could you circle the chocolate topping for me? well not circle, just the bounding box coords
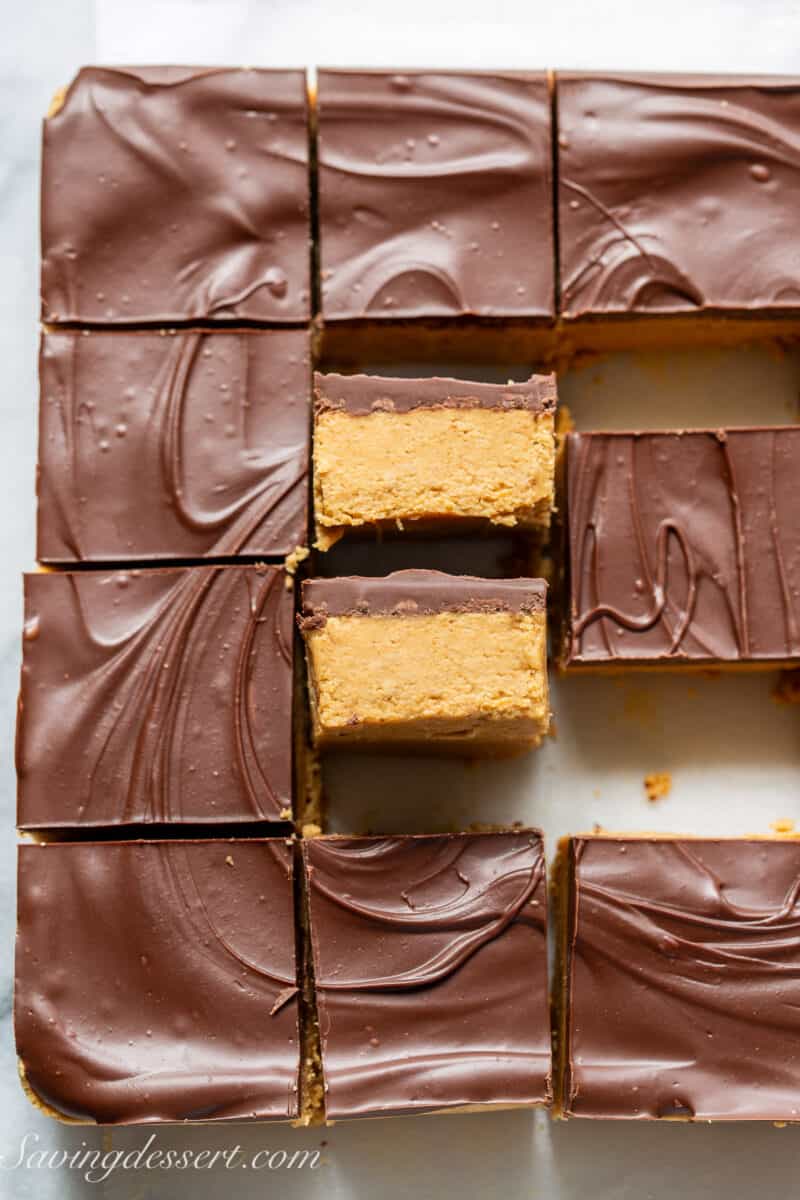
[317,70,554,321]
[38,330,311,563]
[563,836,800,1121]
[313,371,557,415]
[557,73,800,317]
[17,566,295,827]
[15,840,300,1123]
[303,831,551,1118]
[300,570,547,629]
[564,429,800,666]
[41,67,311,324]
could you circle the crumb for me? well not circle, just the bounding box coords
[770,818,795,834]
[47,86,67,119]
[644,772,672,803]
[225,854,235,867]
[773,670,800,705]
[284,545,310,584]
[279,806,292,821]
[302,823,322,839]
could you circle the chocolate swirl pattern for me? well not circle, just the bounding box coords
[563,837,800,1121]
[558,74,800,316]
[317,71,554,320]
[37,330,311,563]
[15,840,300,1123]
[17,566,294,827]
[564,429,800,666]
[303,832,551,1119]
[41,67,311,323]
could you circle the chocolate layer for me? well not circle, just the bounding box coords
[38,330,311,563]
[15,840,299,1123]
[17,566,294,827]
[562,836,800,1121]
[564,429,800,666]
[557,73,800,318]
[300,570,547,628]
[313,371,556,415]
[303,832,551,1118]
[41,67,311,324]
[317,70,554,321]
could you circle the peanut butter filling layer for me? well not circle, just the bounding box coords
[314,407,554,548]
[304,610,549,752]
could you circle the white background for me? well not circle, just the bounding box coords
[2,1,800,1197]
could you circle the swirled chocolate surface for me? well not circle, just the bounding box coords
[15,839,300,1123]
[41,67,311,324]
[557,73,800,318]
[38,329,310,563]
[303,831,551,1118]
[317,70,554,321]
[564,429,800,666]
[17,566,294,827]
[563,836,800,1120]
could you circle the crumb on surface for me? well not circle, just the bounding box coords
[770,818,795,834]
[644,772,672,803]
[225,854,235,867]
[284,545,310,580]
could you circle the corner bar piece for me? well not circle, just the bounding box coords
[555,834,800,1121]
[316,70,554,363]
[303,831,552,1120]
[557,73,800,352]
[38,328,311,564]
[561,428,800,670]
[15,839,300,1124]
[313,372,556,549]
[299,570,549,754]
[41,67,311,324]
[17,565,296,828]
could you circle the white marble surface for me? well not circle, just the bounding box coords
[2,1,800,1197]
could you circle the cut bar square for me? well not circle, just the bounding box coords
[312,372,556,550]
[37,329,311,564]
[303,831,552,1120]
[15,840,300,1124]
[557,73,800,352]
[41,67,311,324]
[17,565,295,828]
[316,70,554,362]
[299,570,549,754]
[555,835,800,1121]
[560,428,800,670]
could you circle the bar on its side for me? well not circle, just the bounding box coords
[557,73,800,353]
[17,566,296,828]
[299,570,549,753]
[303,831,552,1120]
[316,69,554,364]
[560,428,800,670]
[15,840,300,1124]
[313,372,556,549]
[41,67,311,324]
[554,833,800,1121]
[37,329,311,564]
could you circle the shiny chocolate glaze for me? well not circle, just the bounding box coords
[564,429,800,666]
[303,832,551,1119]
[15,839,300,1123]
[317,70,554,321]
[41,67,311,323]
[557,73,800,318]
[563,836,800,1121]
[17,566,294,827]
[38,329,311,563]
